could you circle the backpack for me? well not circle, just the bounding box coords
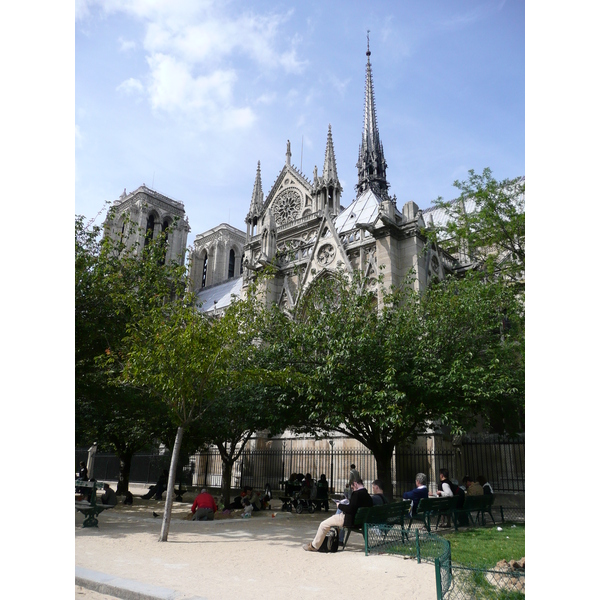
[318,528,340,553]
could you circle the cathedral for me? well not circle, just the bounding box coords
[105,42,458,316]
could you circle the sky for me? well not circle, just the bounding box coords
[75,0,525,246]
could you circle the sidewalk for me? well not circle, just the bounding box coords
[75,483,436,600]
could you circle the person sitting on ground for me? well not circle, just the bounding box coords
[191,488,218,521]
[477,475,494,495]
[261,483,272,510]
[315,474,329,511]
[463,475,484,496]
[246,487,262,511]
[123,491,134,505]
[142,469,169,500]
[226,486,250,510]
[241,497,253,518]
[402,473,429,517]
[371,479,389,505]
[101,483,118,506]
[302,478,373,552]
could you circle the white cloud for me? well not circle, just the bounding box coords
[118,36,136,52]
[77,1,306,130]
[116,77,144,95]
[146,54,255,130]
[256,92,277,105]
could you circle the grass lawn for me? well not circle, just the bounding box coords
[439,523,525,568]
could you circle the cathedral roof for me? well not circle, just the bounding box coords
[335,188,382,234]
[196,276,243,313]
[421,198,477,234]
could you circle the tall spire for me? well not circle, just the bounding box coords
[322,124,339,182]
[314,125,342,215]
[248,161,264,218]
[356,31,389,198]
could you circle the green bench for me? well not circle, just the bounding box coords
[75,480,111,528]
[453,494,498,527]
[337,500,412,553]
[407,496,459,532]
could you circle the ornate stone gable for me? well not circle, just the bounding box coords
[298,210,354,300]
[262,164,314,230]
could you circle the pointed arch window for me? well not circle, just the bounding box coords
[202,254,208,288]
[228,249,235,279]
[145,214,155,246]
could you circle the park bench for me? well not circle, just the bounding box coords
[407,496,459,532]
[453,494,498,527]
[336,500,412,552]
[75,480,111,528]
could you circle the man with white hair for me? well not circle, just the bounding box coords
[402,473,429,517]
[191,488,218,521]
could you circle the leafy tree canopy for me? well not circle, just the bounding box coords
[428,168,525,289]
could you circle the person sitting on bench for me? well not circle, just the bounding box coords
[371,479,389,505]
[302,478,372,552]
[402,473,428,517]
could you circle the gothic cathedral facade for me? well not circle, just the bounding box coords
[192,44,452,314]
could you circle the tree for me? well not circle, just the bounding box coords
[183,284,297,506]
[75,213,180,494]
[103,269,289,540]
[266,269,524,496]
[429,168,525,289]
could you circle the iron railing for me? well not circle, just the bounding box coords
[76,434,524,496]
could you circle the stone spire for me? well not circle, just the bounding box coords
[322,124,339,183]
[314,125,342,215]
[356,32,389,198]
[247,161,264,218]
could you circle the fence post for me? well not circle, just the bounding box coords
[435,557,443,600]
[329,440,334,493]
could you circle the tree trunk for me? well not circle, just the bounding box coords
[373,447,395,502]
[159,426,184,542]
[116,449,133,495]
[221,459,234,507]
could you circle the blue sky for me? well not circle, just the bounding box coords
[75,0,524,245]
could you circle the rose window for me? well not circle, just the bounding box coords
[273,189,301,226]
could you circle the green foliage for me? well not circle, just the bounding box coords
[440,524,525,569]
[263,266,524,490]
[75,213,179,457]
[428,168,525,288]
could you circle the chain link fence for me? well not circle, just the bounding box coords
[364,526,524,599]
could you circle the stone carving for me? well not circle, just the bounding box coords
[316,243,335,266]
[272,188,301,226]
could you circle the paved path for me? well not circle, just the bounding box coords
[75,482,436,600]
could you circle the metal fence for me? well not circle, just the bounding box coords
[76,434,524,496]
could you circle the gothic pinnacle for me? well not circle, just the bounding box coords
[248,160,264,217]
[322,124,339,183]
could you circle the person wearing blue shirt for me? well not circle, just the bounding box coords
[402,473,429,516]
